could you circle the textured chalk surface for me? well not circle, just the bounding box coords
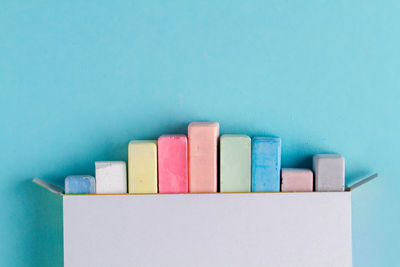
[251,137,281,192]
[95,161,127,194]
[65,175,95,194]
[188,122,219,193]
[158,135,188,193]
[281,168,313,192]
[128,140,158,193]
[313,154,345,192]
[220,134,251,192]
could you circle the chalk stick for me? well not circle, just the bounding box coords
[158,135,188,193]
[65,175,95,194]
[95,161,127,194]
[220,134,251,192]
[251,137,281,192]
[188,122,219,193]
[313,154,345,192]
[281,168,313,192]
[128,140,158,193]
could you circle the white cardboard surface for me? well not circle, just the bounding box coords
[63,192,352,267]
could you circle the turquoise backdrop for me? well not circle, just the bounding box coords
[1,1,399,266]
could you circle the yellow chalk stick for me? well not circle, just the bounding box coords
[128,140,158,193]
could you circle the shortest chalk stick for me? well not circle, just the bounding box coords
[65,175,95,194]
[313,154,345,192]
[281,168,313,192]
[95,161,127,194]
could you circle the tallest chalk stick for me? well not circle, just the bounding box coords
[188,122,219,193]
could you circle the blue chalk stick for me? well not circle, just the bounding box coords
[65,175,96,194]
[251,137,281,192]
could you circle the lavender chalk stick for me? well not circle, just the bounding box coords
[65,175,95,194]
[251,137,281,192]
[281,168,313,192]
[313,154,345,192]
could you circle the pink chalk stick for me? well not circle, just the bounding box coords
[188,122,219,193]
[158,135,188,193]
[281,168,314,192]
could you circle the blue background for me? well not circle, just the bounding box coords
[1,1,399,266]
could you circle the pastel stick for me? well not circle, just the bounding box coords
[128,140,158,193]
[188,122,219,193]
[313,154,345,192]
[65,175,95,194]
[281,168,313,192]
[158,135,188,193]
[251,137,281,192]
[95,161,127,194]
[220,134,251,192]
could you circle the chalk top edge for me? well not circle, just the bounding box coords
[188,122,219,128]
[252,136,281,142]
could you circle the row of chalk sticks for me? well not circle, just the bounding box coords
[65,122,345,194]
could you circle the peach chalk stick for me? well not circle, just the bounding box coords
[188,122,219,193]
[281,168,314,192]
[158,135,188,193]
[128,140,158,194]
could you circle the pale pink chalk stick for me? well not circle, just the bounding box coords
[158,135,188,193]
[188,122,219,193]
[281,168,314,192]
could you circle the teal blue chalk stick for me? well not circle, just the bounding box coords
[65,175,96,194]
[251,137,281,192]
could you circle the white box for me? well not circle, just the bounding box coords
[33,174,377,267]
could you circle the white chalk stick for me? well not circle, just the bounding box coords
[95,161,127,194]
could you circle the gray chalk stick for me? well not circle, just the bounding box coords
[313,154,345,192]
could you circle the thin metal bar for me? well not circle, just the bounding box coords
[32,177,64,195]
[346,173,378,191]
